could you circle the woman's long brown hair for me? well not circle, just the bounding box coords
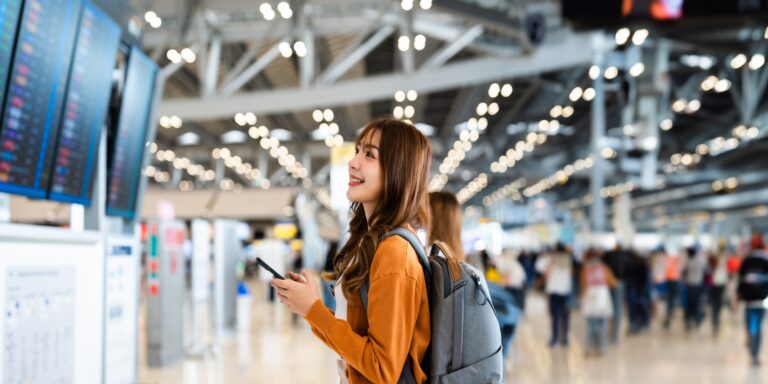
[325,118,432,299]
[428,191,465,261]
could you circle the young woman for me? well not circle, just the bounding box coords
[272,118,432,383]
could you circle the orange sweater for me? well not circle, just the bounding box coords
[304,236,431,383]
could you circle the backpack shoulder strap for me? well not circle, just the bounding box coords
[360,228,429,384]
[382,228,431,274]
[360,227,431,312]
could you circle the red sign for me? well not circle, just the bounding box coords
[148,281,159,296]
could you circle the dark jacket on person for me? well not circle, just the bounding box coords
[737,250,768,302]
[603,249,627,281]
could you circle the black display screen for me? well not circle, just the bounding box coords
[0,0,23,110]
[48,1,120,205]
[563,0,768,25]
[0,0,81,198]
[106,48,157,220]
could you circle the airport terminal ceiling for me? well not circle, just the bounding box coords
[139,0,768,232]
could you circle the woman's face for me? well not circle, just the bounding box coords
[347,130,383,215]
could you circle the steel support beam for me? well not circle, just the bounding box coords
[316,25,395,86]
[160,33,596,121]
[399,10,415,74]
[300,29,316,88]
[217,39,286,98]
[220,43,263,88]
[421,25,483,71]
[590,38,608,233]
[203,35,222,97]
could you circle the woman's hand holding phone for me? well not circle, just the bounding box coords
[272,270,320,317]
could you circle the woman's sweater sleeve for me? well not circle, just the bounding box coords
[304,240,422,383]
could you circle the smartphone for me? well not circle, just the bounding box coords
[256,257,285,280]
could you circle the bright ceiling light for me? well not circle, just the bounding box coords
[245,112,257,125]
[278,42,293,58]
[181,48,196,63]
[687,99,701,113]
[144,11,157,22]
[166,49,181,64]
[615,28,630,45]
[393,106,404,119]
[404,105,415,119]
[672,99,687,113]
[293,41,307,57]
[583,87,596,101]
[632,29,649,45]
[604,66,619,80]
[398,36,410,52]
[234,113,247,126]
[714,79,731,93]
[414,35,426,51]
[159,116,171,128]
[629,62,645,77]
[476,102,488,116]
[569,87,583,102]
[323,109,334,122]
[169,115,182,129]
[312,109,324,123]
[589,65,600,80]
[749,54,765,70]
[488,83,500,98]
[487,102,499,116]
[550,105,562,118]
[731,53,747,69]
[149,18,162,28]
[500,83,513,97]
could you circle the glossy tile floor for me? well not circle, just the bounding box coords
[139,282,768,383]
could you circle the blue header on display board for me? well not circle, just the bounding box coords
[106,47,157,220]
[48,1,121,206]
[0,0,23,110]
[0,0,82,199]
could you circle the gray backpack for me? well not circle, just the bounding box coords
[361,228,504,384]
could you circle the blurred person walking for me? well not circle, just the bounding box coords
[497,248,528,312]
[663,251,683,329]
[480,250,521,360]
[683,247,707,332]
[625,250,652,334]
[709,241,729,336]
[603,245,627,342]
[538,243,574,347]
[738,233,768,366]
[580,249,617,356]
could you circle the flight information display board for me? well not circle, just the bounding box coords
[0,0,82,198]
[106,48,157,220]
[0,0,23,110]
[48,2,121,205]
